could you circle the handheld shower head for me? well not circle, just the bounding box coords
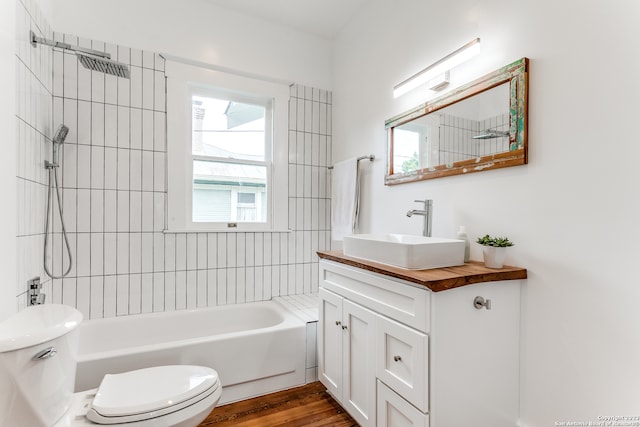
[53,124,69,144]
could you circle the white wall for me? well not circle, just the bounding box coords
[3,0,56,320]
[15,0,56,313]
[332,0,640,424]
[51,0,332,90]
[0,0,17,321]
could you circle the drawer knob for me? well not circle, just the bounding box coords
[342,325,348,330]
[335,321,341,326]
[393,355,402,362]
[473,296,492,310]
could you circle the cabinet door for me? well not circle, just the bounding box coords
[318,287,343,400]
[377,315,429,412]
[343,299,376,427]
[429,281,521,426]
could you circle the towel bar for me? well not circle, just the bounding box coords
[328,154,375,170]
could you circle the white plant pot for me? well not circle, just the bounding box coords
[481,246,507,269]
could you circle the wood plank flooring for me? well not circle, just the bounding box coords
[199,382,358,427]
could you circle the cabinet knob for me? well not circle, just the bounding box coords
[342,325,348,330]
[473,296,492,310]
[393,355,402,362]
[335,321,341,326]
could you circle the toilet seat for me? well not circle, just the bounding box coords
[86,365,220,425]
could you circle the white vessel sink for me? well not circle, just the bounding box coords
[343,233,465,270]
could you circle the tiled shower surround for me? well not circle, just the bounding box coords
[15,0,53,310]
[15,3,332,318]
[437,112,510,165]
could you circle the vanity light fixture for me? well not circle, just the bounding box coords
[393,38,480,98]
[427,71,450,91]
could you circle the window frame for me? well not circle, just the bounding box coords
[166,61,289,232]
[190,87,271,226]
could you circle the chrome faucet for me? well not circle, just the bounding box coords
[406,199,433,237]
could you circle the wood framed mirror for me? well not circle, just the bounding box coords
[385,57,529,184]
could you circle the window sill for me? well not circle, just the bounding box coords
[163,228,292,234]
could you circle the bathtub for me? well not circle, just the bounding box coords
[74,300,307,405]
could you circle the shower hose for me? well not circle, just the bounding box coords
[43,163,73,279]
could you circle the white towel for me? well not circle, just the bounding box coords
[331,158,360,241]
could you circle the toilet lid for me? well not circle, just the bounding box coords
[90,365,219,418]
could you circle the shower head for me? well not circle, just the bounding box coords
[472,129,510,140]
[77,53,131,78]
[53,124,69,144]
[30,31,130,79]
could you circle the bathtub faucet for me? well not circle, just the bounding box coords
[406,199,433,237]
[28,277,46,306]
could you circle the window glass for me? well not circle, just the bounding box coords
[191,94,269,224]
[192,160,266,223]
[192,96,265,161]
[394,128,421,173]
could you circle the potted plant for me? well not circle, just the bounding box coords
[476,235,514,269]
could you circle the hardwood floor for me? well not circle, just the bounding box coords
[199,382,358,427]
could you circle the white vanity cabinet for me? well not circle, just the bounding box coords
[318,259,522,427]
[319,287,377,427]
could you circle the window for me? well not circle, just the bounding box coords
[236,192,259,221]
[191,94,270,224]
[166,61,289,232]
[394,127,421,173]
[392,115,439,173]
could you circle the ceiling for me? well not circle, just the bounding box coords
[204,0,370,38]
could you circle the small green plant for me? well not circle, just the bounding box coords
[476,234,514,247]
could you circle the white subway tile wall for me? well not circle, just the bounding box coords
[15,18,332,317]
[438,112,510,165]
[15,0,53,311]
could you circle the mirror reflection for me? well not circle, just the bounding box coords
[392,83,509,173]
[386,58,528,184]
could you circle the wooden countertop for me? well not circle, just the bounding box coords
[317,250,527,292]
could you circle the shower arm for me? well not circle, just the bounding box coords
[30,31,111,59]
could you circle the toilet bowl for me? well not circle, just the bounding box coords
[0,304,222,427]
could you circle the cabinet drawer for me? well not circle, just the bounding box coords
[377,380,429,427]
[376,315,429,412]
[320,260,430,333]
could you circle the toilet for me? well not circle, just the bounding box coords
[0,304,222,427]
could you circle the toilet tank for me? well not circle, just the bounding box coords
[0,304,83,427]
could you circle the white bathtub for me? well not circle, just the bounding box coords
[75,301,306,405]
